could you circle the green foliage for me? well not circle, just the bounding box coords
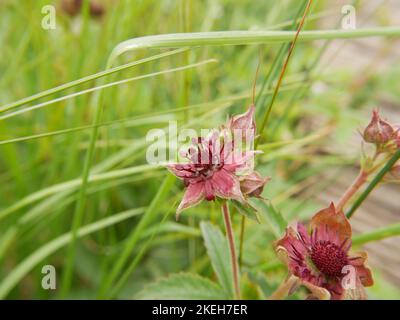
[249,198,287,238]
[200,221,234,299]
[0,0,399,300]
[136,273,228,300]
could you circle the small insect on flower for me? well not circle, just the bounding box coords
[167,106,269,219]
[363,110,395,145]
[274,203,373,300]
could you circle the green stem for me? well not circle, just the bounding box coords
[346,148,400,218]
[353,223,400,246]
[221,202,240,300]
[257,0,313,144]
[240,0,311,267]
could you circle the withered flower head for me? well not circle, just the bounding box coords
[363,110,395,145]
[274,203,373,300]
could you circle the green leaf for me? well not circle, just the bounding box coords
[200,221,234,298]
[248,198,287,238]
[136,273,227,300]
[231,200,261,223]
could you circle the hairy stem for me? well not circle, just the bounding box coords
[336,170,368,212]
[221,202,240,300]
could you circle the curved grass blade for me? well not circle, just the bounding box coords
[0,59,217,120]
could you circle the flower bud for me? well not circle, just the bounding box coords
[240,171,270,198]
[363,110,394,145]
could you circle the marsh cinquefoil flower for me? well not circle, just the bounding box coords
[167,106,269,218]
[274,203,373,300]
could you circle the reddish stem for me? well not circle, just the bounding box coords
[336,170,368,212]
[222,202,241,300]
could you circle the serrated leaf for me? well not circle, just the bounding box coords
[200,221,234,299]
[248,198,287,238]
[231,200,261,223]
[136,273,227,300]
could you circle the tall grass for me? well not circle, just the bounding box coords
[1,0,400,299]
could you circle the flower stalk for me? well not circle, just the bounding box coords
[336,170,368,212]
[221,201,241,300]
[346,148,400,218]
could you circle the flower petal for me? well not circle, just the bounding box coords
[274,227,309,276]
[349,252,374,287]
[176,182,205,218]
[311,202,352,246]
[211,169,245,202]
[296,223,311,247]
[228,104,256,132]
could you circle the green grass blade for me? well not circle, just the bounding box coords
[0,59,217,120]
[98,174,176,298]
[0,207,145,299]
[0,48,188,113]
[352,223,400,246]
[110,28,400,60]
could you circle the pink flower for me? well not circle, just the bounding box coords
[168,132,247,218]
[274,203,373,300]
[167,106,269,218]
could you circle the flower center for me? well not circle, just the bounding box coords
[310,240,348,277]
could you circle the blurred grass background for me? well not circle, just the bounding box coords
[0,0,399,299]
